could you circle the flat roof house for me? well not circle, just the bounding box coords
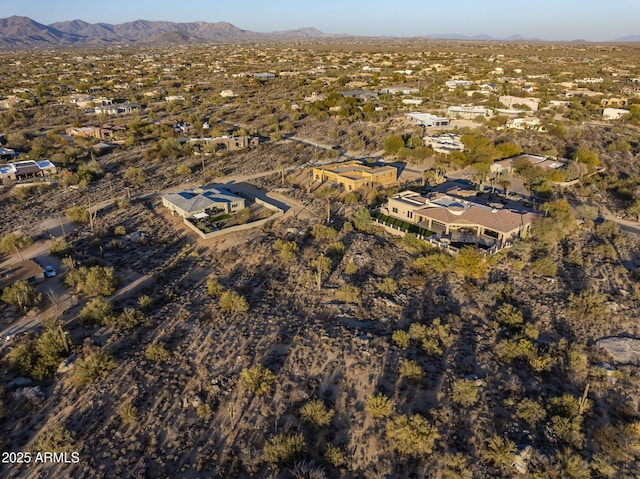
[0,260,45,290]
[405,112,450,127]
[312,160,397,191]
[0,160,57,181]
[383,190,537,249]
[162,185,245,219]
[447,105,493,119]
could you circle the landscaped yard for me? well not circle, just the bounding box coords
[373,212,433,237]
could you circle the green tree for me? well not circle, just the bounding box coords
[386,414,440,456]
[0,232,32,255]
[1,280,41,310]
[384,135,405,155]
[351,207,372,232]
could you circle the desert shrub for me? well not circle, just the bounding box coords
[79,296,113,325]
[335,284,361,304]
[323,443,345,467]
[392,330,411,349]
[454,246,488,279]
[483,435,516,469]
[451,379,480,407]
[262,433,305,464]
[33,426,75,454]
[311,224,337,240]
[274,239,299,262]
[114,308,146,330]
[119,404,138,424]
[515,398,546,427]
[568,289,608,324]
[65,266,120,297]
[443,452,472,479]
[414,252,453,274]
[66,205,90,223]
[555,449,591,479]
[206,277,222,297]
[531,257,557,277]
[328,241,345,257]
[494,303,524,330]
[300,399,334,428]
[145,342,170,362]
[219,290,249,313]
[196,403,213,420]
[366,393,393,419]
[351,207,372,232]
[138,295,153,310]
[72,351,116,387]
[113,225,126,236]
[48,237,72,256]
[241,364,275,396]
[399,359,423,382]
[8,325,69,381]
[386,414,439,456]
[344,261,358,275]
[376,277,397,295]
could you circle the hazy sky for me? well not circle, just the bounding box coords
[1,0,638,41]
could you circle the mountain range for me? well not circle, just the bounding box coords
[0,16,337,48]
[0,16,638,48]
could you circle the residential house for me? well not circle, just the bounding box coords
[0,160,57,181]
[0,147,16,161]
[601,97,628,107]
[382,190,537,248]
[220,89,236,98]
[447,105,493,119]
[380,86,421,95]
[339,90,379,101]
[498,96,540,112]
[445,79,474,89]
[184,135,259,152]
[402,99,423,105]
[405,112,450,127]
[506,117,543,131]
[312,160,397,191]
[603,108,629,120]
[0,260,45,291]
[423,134,465,155]
[66,125,120,140]
[94,103,140,115]
[162,185,246,219]
[490,154,566,174]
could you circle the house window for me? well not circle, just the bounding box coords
[392,207,398,214]
[407,211,413,219]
